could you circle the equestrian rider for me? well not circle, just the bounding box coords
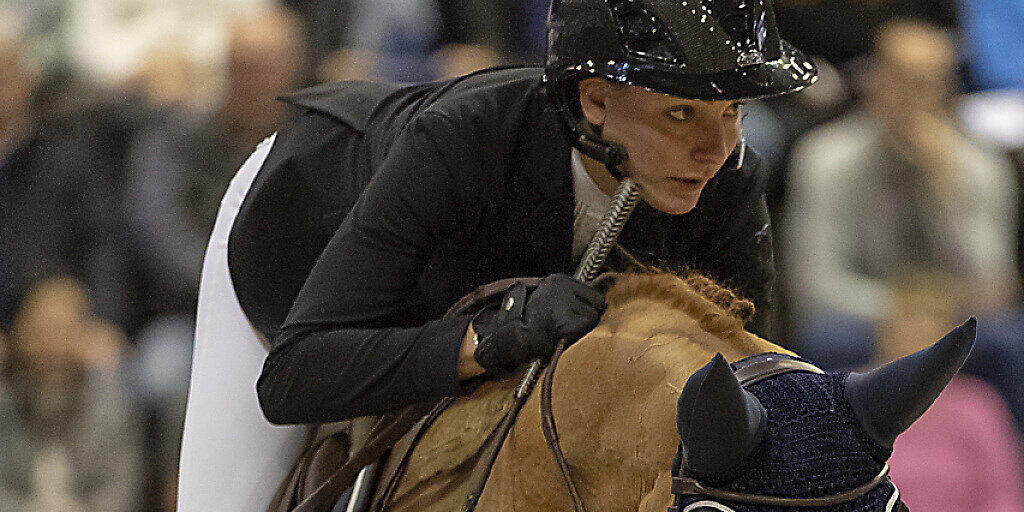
[229,0,818,424]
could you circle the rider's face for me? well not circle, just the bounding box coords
[579,79,742,215]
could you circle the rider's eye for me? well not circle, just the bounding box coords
[668,106,696,121]
[724,101,744,118]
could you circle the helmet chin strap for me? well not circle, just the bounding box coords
[572,128,629,180]
[558,101,630,180]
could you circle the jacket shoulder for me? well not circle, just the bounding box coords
[277,66,548,133]
[278,80,411,132]
[416,67,548,119]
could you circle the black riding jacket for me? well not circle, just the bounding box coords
[228,67,777,424]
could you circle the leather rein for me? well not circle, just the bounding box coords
[538,351,897,512]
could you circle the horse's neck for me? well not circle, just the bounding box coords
[479,295,785,511]
[562,297,784,492]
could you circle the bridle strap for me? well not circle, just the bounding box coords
[670,464,892,508]
[540,337,589,512]
[732,353,825,386]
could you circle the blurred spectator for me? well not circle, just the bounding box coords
[878,273,1024,511]
[783,19,1019,332]
[958,90,1024,281]
[121,7,304,510]
[126,6,303,317]
[317,0,503,83]
[317,0,445,82]
[0,1,69,82]
[0,7,128,335]
[1,12,140,510]
[958,0,1024,91]
[308,0,548,84]
[63,0,272,106]
[281,0,351,84]
[0,278,142,512]
[774,0,958,67]
[432,0,504,77]
[277,0,544,84]
[755,55,854,212]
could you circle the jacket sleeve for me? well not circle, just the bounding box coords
[257,112,480,424]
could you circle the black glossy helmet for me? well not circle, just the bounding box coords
[545,0,817,170]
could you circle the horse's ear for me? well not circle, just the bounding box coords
[677,353,766,481]
[845,318,976,448]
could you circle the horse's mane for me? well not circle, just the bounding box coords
[605,269,756,340]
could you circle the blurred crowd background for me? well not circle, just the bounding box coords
[0,0,1023,511]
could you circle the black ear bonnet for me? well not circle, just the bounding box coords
[672,319,975,511]
[677,368,897,512]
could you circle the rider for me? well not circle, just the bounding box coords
[229,0,818,424]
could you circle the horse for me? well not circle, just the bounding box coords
[377,270,972,512]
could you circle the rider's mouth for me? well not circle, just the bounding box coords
[669,177,703,185]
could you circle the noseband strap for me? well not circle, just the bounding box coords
[669,464,892,509]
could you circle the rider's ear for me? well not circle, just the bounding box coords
[578,78,612,127]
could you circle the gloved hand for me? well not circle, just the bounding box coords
[472,273,606,375]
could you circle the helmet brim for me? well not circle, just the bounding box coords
[560,40,818,101]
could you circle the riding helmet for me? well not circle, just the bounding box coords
[545,0,818,169]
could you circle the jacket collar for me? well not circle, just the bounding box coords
[514,109,679,275]
[512,90,759,275]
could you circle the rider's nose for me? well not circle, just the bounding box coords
[689,119,733,164]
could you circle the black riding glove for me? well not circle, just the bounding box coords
[471,273,606,375]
